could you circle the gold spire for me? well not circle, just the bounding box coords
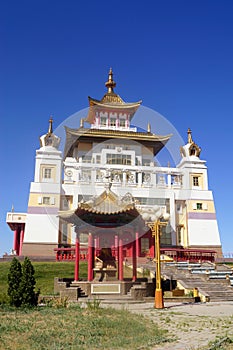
[105,68,116,94]
[147,122,151,133]
[48,116,53,135]
[187,128,193,144]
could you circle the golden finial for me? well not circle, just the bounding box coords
[80,118,84,128]
[48,116,53,135]
[147,122,151,133]
[187,128,193,144]
[105,68,116,94]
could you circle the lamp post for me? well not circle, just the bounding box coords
[148,214,169,309]
[141,207,170,309]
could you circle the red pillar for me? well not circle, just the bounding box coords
[88,233,93,281]
[118,237,123,281]
[13,228,19,255]
[19,226,25,256]
[136,231,140,257]
[115,235,118,260]
[149,234,155,258]
[75,234,80,281]
[132,239,137,281]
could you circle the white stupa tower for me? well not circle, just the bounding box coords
[177,128,222,255]
[22,118,63,256]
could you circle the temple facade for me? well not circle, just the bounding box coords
[6,69,222,259]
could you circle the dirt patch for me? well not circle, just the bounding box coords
[102,301,233,350]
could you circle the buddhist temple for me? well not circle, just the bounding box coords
[6,69,222,277]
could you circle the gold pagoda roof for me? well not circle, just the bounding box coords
[86,68,142,123]
[63,126,172,158]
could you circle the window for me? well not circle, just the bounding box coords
[110,118,116,126]
[106,153,131,165]
[193,176,199,186]
[177,203,182,213]
[141,238,149,255]
[96,155,101,164]
[196,203,202,210]
[43,197,50,205]
[80,170,91,181]
[177,225,183,245]
[61,223,68,243]
[160,225,172,245]
[79,233,88,245]
[81,155,92,163]
[44,168,52,179]
[62,196,71,210]
[100,117,106,126]
[119,119,125,127]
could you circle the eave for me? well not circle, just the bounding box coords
[63,126,172,159]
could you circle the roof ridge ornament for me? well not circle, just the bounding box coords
[105,68,116,94]
[187,127,193,144]
[48,116,53,135]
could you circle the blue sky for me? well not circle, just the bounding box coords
[1,0,233,256]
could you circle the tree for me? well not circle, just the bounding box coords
[7,257,22,307]
[20,257,39,306]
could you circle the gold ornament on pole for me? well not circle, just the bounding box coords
[148,214,169,309]
[141,207,170,309]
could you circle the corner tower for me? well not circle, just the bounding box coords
[22,118,63,257]
[177,129,222,256]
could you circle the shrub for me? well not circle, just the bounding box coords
[7,257,39,307]
[7,257,22,307]
[20,257,39,306]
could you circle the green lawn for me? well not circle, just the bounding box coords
[0,260,135,299]
[0,261,171,350]
[0,304,170,350]
[0,261,87,299]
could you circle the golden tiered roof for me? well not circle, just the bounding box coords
[86,68,142,124]
[63,126,172,158]
[63,69,172,158]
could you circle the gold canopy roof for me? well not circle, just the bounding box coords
[58,188,142,227]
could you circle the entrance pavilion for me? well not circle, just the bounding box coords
[58,185,151,285]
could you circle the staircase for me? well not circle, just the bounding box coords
[142,260,233,302]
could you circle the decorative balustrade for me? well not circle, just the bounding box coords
[64,164,183,189]
[54,247,120,261]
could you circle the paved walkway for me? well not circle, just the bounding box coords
[102,301,233,349]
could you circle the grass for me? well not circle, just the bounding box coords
[0,304,170,350]
[0,261,87,299]
[0,261,140,298]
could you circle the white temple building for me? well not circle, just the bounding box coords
[6,69,222,260]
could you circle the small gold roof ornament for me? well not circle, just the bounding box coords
[48,116,53,135]
[39,116,60,149]
[105,68,116,94]
[147,122,151,133]
[80,118,84,128]
[187,128,193,144]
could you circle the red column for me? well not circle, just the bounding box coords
[115,235,118,260]
[132,239,137,281]
[75,234,80,281]
[19,226,25,256]
[88,233,93,281]
[149,234,155,258]
[13,228,19,255]
[118,237,123,281]
[136,231,140,257]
